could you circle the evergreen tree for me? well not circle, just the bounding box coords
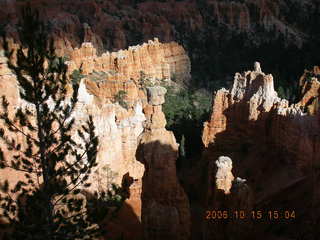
[179,135,186,160]
[277,86,286,99]
[0,6,100,240]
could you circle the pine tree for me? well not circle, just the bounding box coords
[277,86,286,99]
[179,135,186,160]
[0,6,100,240]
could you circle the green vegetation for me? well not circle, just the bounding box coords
[87,70,108,83]
[87,184,124,224]
[277,86,286,99]
[70,69,85,84]
[135,71,211,164]
[138,71,155,89]
[101,164,119,190]
[163,86,212,163]
[71,69,109,85]
[179,135,186,159]
[305,71,320,82]
[0,24,5,36]
[88,165,124,224]
[134,70,212,164]
[113,90,128,109]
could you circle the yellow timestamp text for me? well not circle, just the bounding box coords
[205,210,296,220]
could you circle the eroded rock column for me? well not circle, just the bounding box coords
[204,156,253,240]
[136,86,191,240]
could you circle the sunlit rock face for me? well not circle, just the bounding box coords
[136,86,191,240]
[70,79,146,193]
[0,40,192,239]
[202,62,284,147]
[65,38,191,85]
[0,39,190,195]
[215,156,234,194]
[298,66,320,115]
[0,52,19,106]
[203,62,296,147]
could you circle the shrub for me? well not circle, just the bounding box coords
[163,86,212,161]
[70,69,85,84]
[138,71,154,89]
[113,90,128,109]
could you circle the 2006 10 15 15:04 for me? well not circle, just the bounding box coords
[205,210,296,220]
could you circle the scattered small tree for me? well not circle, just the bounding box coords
[138,71,154,89]
[277,86,286,99]
[70,69,85,84]
[179,135,186,160]
[0,6,101,240]
[113,90,128,109]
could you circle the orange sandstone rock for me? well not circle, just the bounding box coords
[66,39,191,85]
[136,86,191,240]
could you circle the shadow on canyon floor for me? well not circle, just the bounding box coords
[135,138,191,240]
[84,173,143,240]
[98,201,142,240]
[0,178,142,240]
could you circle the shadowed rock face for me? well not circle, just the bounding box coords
[202,62,319,171]
[1,0,318,103]
[136,86,191,240]
[0,0,308,50]
[203,156,253,240]
[200,62,320,239]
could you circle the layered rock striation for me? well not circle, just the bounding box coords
[66,38,191,85]
[0,0,308,53]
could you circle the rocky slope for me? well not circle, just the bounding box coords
[1,29,319,239]
[202,62,319,171]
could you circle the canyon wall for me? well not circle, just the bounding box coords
[0,0,307,53]
[201,62,320,238]
[0,40,191,240]
[202,62,320,171]
[0,39,190,189]
[66,38,191,85]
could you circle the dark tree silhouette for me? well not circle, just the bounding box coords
[0,6,101,240]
